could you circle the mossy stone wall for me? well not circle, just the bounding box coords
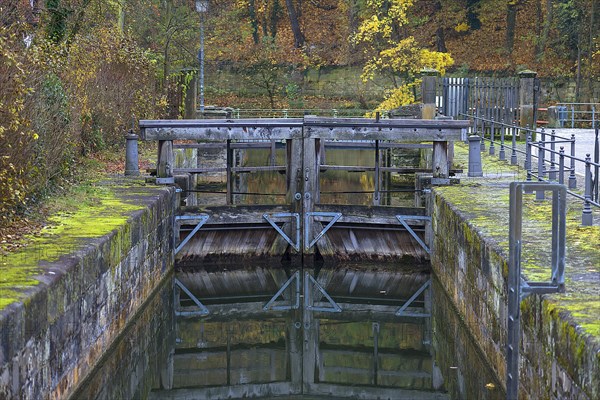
[431,191,599,399]
[0,185,176,399]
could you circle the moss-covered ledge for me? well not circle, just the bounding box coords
[0,179,176,399]
[430,144,599,399]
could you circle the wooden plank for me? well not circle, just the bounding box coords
[179,205,291,225]
[178,205,425,226]
[304,117,469,140]
[323,141,432,150]
[316,204,425,219]
[306,126,466,141]
[140,119,303,141]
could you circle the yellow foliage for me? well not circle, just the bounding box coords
[352,0,453,90]
[454,22,469,33]
[366,81,419,117]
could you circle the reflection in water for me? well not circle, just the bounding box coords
[73,266,503,400]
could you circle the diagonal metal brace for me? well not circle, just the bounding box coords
[175,215,209,254]
[263,213,300,252]
[174,278,209,317]
[263,271,301,311]
[305,272,342,313]
[304,212,342,251]
[395,279,431,317]
[396,215,431,255]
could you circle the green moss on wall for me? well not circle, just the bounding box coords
[0,183,150,311]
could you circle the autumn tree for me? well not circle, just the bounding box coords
[351,0,453,110]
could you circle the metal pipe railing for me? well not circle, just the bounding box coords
[462,112,599,226]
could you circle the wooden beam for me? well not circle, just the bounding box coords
[140,119,303,141]
[140,117,469,142]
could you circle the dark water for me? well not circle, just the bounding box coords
[72,144,503,399]
[72,266,504,400]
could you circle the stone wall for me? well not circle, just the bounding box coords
[0,185,176,400]
[430,191,599,399]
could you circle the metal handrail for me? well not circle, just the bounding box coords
[231,108,383,119]
[463,113,599,225]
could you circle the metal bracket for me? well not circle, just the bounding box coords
[174,215,209,254]
[506,181,566,400]
[263,213,300,252]
[174,278,209,317]
[263,271,301,311]
[304,212,342,250]
[396,215,431,255]
[156,177,175,184]
[304,272,342,313]
[395,279,431,317]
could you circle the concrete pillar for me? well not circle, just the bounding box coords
[518,70,538,131]
[421,68,439,120]
[468,135,483,177]
[125,132,140,176]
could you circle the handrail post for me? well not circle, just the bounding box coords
[569,134,577,189]
[582,154,593,226]
[594,126,599,202]
[499,119,506,160]
[559,147,565,185]
[511,122,518,165]
[480,117,486,152]
[548,129,557,180]
[536,139,546,200]
[489,117,495,155]
[525,130,533,193]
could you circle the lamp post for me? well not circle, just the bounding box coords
[195,0,208,114]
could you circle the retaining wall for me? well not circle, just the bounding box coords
[0,184,176,399]
[430,189,600,399]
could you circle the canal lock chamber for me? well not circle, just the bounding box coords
[73,140,504,400]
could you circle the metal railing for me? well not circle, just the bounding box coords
[462,113,599,226]
[555,103,598,128]
[230,108,383,119]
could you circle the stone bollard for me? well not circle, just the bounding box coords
[468,135,483,177]
[125,132,140,176]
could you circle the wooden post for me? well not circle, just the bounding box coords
[157,140,174,179]
[303,136,318,258]
[226,139,233,204]
[421,68,439,120]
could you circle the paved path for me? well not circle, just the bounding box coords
[551,128,599,176]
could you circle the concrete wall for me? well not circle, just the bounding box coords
[430,191,599,399]
[0,185,176,400]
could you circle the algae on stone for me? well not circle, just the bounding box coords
[0,183,148,311]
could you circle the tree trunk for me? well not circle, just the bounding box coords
[248,0,260,44]
[433,1,446,52]
[588,0,596,100]
[270,0,280,39]
[506,1,518,53]
[284,0,305,48]
[536,0,553,60]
